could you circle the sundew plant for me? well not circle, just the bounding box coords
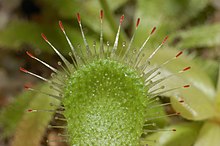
[0,0,220,146]
[19,10,191,145]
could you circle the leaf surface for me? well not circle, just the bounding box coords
[143,122,202,146]
[194,121,220,146]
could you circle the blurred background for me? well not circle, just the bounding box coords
[0,0,220,146]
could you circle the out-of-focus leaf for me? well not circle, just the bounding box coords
[194,121,220,146]
[0,20,97,54]
[172,23,220,49]
[194,58,219,84]
[171,93,214,120]
[0,20,64,52]
[215,65,220,114]
[142,122,202,146]
[11,84,60,146]
[216,65,220,92]
[134,0,210,47]
[0,90,36,139]
[40,0,127,19]
[40,0,128,41]
[142,47,215,120]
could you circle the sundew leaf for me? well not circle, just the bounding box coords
[11,84,60,146]
[143,122,202,146]
[134,0,210,47]
[143,47,216,120]
[7,78,167,145]
[0,20,96,54]
[171,23,220,49]
[194,121,220,146]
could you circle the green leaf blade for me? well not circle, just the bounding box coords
[173,24,220,49]
[194,121,220,146]
[11,84,60,146]
[143,122,202,146]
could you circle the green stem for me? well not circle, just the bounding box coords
[99,0,128,43]
[99,0,118,33]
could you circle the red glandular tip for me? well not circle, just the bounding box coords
[136,18,140,28]
[26,51,34,58]
[20,67,28,73]
[27,109,33,112]
[162,36,169,44]
[100,10,104,19]
[176,112,181,115]
[77,13,81,23]
[24,82,33,89]
[150,27,156,35]
[24,84,30,89]
[120,15,124,24]
[183,66,191,72]
[176,51,183,58]
[183,85,190,88]
[59,20,65,32]
[41,33,48,42]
